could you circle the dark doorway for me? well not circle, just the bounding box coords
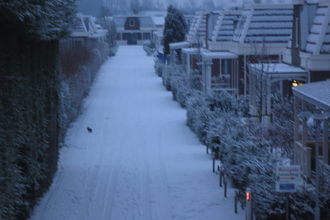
[127,33,137,45]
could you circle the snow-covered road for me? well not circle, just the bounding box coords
[30,46,243,220]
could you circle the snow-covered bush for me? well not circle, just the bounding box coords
[268,96,295,158]
[162,64,173,90]
[154,59,165,77]
[157,53,320,220]
[186,90,210,142]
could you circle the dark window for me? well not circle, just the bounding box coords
[123,33,129,40]
[143,32,151,40]
[129,19,135,27]
[212,59,220,77]
[136,33,142,40]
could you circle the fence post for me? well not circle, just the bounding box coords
[234,191,238,213]
[218,166,223,187]
[245,188,252,220]
[224,175,227,198]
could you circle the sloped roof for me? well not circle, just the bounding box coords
[293,79,330,110]
[233,4,293,44]
[113,17,126,28]
[70,14,107,38]
[305,2,330,54]
[71,16,87,33]
[152,16,165,26]
[140,17,154,27]
[212,10,241,42]
[187,13,207,42]
[113,16,155,29]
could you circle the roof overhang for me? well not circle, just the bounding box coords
[201,51,238,60]
[299,52,330,71]
[293,80,330,111]
[169,41,191,50]
[249,63,307,81]
[182,47,208,55]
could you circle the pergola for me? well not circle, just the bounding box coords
[201,50,238,94]
[248,63,307,126]
[292,80,330,179]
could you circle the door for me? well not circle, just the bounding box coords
[127,33,137,45]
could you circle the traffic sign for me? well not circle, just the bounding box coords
[275,165,301,193]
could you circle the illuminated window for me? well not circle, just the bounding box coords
[292,80,303,87]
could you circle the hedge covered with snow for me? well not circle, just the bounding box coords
[58,38,110,143]
[0,0,75,40]
[156,62,330,219]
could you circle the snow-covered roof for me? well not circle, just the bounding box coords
[211,10,241,42]
[249,63,307,79]
[113,17,126,28]
[182,47,208,54]
[187,13,207,43]
[152,16,165,26]
[169,41,191,50]
[140,17,155,27]
[113,16,155,29]
[293,79,330,110]
[233,4,293,44]
[70,14,107,38]
[71,16,87,33]
[305,2,330,54]
[201,51,238,59]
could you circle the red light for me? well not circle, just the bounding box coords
[246,192,251,201]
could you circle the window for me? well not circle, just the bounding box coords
[129,19,135,27]
[143,33,151,40]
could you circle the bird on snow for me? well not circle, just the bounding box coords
[87,127,93,133]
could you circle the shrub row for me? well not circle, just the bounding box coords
[155,61,329,219]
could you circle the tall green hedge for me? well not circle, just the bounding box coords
[0,38,59,220]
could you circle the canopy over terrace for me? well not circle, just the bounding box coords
[292,80,330,179]
[248,63,307,126]
[181,47,207,76]
[168,41,191,64]
[201,51,239,94]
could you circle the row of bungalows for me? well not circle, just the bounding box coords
[60,13,108,52]
[168,0,330,183]
[249,0,330,180]
[114,16,157,45]
[170,4,294,96]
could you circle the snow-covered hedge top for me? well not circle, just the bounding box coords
[0,0,75,40]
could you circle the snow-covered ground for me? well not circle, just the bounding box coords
[30,46,244,220]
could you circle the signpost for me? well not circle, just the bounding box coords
[275,165,301,193]
[275,165,301,220]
